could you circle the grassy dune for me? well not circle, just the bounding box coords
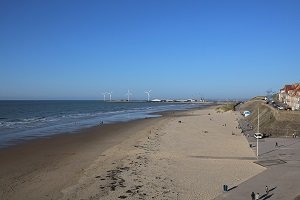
[216,103,237,112]
[238,99,300,137]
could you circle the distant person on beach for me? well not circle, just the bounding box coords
[251,192,255,200]
[275,142,278,147]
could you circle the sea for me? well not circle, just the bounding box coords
[0,100,208,148]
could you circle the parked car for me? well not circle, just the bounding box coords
[277,106,284,110]
[254,133,263,139]
[243,111,251,117]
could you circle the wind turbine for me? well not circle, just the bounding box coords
[102,92,107,101]
[126,89,132,102]
[107,92,113,101]
[145,90,152,101]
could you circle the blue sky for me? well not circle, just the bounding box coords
[1,0,299,100]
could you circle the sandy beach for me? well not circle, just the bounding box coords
[0,106,265,200]
[0,118,164,200]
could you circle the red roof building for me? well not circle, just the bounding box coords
[279,83,300,110]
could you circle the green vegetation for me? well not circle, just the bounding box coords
[238,99,300,137]
[251,96,265,100]
[216,103,236,112]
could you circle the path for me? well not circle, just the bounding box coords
[214,119,300,200]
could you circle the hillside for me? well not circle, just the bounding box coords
[237,99,300,137]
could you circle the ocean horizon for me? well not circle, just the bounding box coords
[0,100,209,148]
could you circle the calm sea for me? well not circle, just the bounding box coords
[0,100,207,148]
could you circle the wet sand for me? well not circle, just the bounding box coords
[0,106,264,200]
[0,117,165,200]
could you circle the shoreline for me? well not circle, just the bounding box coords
[0,105,263,200]
[0,107,204,200]
[0,117,164,200]
[0,103,211,150]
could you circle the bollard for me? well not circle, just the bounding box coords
[223,184,228,192]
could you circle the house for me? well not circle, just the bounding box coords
[279,83,300,110]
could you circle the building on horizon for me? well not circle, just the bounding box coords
[279,83,300,110]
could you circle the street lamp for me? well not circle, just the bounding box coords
[256,107,260,158]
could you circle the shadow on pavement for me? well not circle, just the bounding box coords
[261,193,274,200]
[259,187,276,200]
[281,140,300,148]
[269,186,277,192]
[259,140,300,156]
[227,186,237,191]
[259,148,279,156]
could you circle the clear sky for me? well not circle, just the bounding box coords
[1,0,299,100]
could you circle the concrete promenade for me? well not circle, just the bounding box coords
[214,123,300,200]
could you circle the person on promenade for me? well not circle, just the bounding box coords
[265,185,269,195]
[255,192,260,200]
[251,192,255,200]
[275,142,278,148]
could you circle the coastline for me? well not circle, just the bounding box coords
[0,116,166,200]
[0,107,201,200]
[0,101,208,149]
[0,105,264,200]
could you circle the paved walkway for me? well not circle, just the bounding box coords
[214,119,300,200]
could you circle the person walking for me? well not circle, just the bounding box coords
[265,185,269,195]
[255,192,260,200]
[251,192,255,200]
[275,141,278,148]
